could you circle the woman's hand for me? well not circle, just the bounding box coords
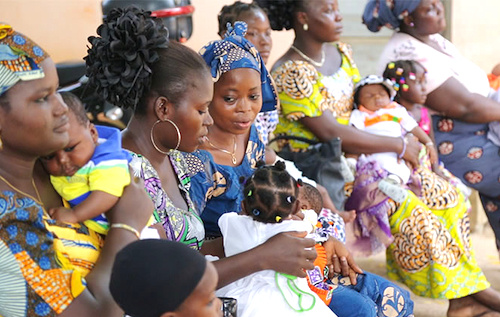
[259,231,317,278]
[402,134,421,168]
[426,143,438,165]
[59,174,154,316]
[107,175,154,231]
[323,237,363,285]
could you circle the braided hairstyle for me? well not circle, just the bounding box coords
[255,0,308,31]
[85,6,210,115]
[217,1,264,36]
[382,60,426,102]
[242,160,301,223]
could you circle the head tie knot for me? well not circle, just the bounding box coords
[199,21,277,112]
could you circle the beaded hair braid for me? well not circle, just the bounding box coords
[242,161,301,223]
[217,1,263,36]
[382,60,426,102]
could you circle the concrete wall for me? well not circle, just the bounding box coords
[1,0,499,74]
[450,1,500,73]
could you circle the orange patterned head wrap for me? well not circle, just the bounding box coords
[0,23,49,95]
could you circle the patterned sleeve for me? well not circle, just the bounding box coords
[337,42,361,86]
[272,60,326,121]
[0,192,88,316]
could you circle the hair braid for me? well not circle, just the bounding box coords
[382,60,426,102]
[218,1,263,36]
[242,160,298,223]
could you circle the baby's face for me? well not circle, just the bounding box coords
[358,84,391,111]
[40,112,98,177]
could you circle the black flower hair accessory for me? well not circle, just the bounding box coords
[85,6,169,111]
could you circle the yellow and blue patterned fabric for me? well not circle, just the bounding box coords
[0,191,103,316]
[0,24,49,95]
[273,43,360,150]
[50,126,131,234]
[185,125,265,238]
[199,21,278,113]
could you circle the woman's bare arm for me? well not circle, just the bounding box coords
[425,77,500,123]
[300,111,421,166]
[59,176,154,316]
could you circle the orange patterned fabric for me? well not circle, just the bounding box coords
[305,244,334,305]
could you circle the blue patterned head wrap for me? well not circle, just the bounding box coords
[0,23,49,95]
[199,21,277,112]
[363,0,422,32]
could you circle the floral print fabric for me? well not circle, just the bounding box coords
[129,150,205,250]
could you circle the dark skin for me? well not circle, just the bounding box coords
[58,176,153,317]
[400,0,500,124]
[272,0,421,166]
[201,65,363,284]
[121,72,320,287]
[0,58,154,317]
[396,1,500,314]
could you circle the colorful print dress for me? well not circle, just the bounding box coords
[129,150,205,250]
[0,191,103,316]
[185,125,265,238]
[273,42,490,299]
[273,43,360,151]
[378,31,500,253]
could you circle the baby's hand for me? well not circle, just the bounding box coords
[426,142,438,164]
[338,209,356,224]
[49,207,80,223]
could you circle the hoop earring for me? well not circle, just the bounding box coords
[150,119,181,154]
[0,135,3,150]
[303,23,308,31]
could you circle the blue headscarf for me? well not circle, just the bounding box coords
[363,0,421,32]
[199,21,277,112]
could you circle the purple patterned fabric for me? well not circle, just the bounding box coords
[345,156,394,256]
[129,150,205,250]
